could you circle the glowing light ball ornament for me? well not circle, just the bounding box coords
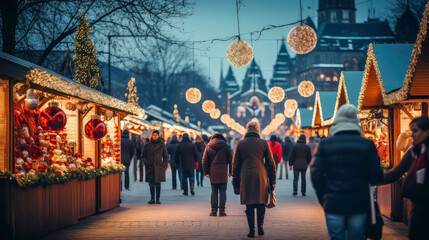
[185,88,202,104]
[85,115,107,140]
[287,25,317,54]
[202,100,216,113]
[298,80,315,97]
[227,40,254,67]
[210,108,221,119]
[220,114,230,123]
[284,99,298,112]
[39,102,67,131]
[268,87,285,103]
[284,109,296,118]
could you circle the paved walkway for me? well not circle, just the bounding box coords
[43,167,408,240]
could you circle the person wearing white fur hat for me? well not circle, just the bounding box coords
[311,104,383,240]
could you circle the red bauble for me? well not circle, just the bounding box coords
[39,106,67,131]
[84,118,107,140]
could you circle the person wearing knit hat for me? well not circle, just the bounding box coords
[311,104,383,240]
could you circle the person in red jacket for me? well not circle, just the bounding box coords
[268,135,282,177]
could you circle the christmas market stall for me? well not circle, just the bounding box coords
[311,91,337,137]
[357,42,415,221]
[0,52,144,239]
[296,107,314,136]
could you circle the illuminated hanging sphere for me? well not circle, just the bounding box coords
[210,108,221,119]
[284,99,298,112]
[227,40,254,67]
[220,114,230,123]
[287,25,317,54]
[298,80,315,97]
[275,113,286,123]
[185,88,202,104]
[268,87,285,103]
[284,109,296,118]
[202,100,216,113]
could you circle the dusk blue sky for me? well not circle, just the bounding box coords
[175,0,391,89]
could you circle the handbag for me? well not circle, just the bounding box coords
[365,185,383,240]
[265,179,276,208]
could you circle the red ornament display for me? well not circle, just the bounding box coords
[85,116,107,140]
[38,103,67,131]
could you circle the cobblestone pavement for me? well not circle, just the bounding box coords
[43,167,408,240]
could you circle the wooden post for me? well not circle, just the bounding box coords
[390,106,403,221]
[422,102,428,116]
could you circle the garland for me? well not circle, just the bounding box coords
[0,164,125,189]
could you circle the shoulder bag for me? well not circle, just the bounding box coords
[365,185,383,240]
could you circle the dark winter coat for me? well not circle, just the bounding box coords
[166,137,180,169]
[142,138,169,183]
[289,135,312,170]
[282,138,293,161]
[202,133,232,184]
[174,137,198,171]
[195,142,205,171]
[121,130,135,165]
[135,138,143,159]
[232,131,276,205]
[311,131,383,214]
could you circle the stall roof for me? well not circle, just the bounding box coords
[0,52,144,116]
[319,92,338,121]
[385,2,429,104]
[144,105,201,134]
[342,71,364,107]
[297,108,313,128]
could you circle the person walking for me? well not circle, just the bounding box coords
[202,133,232,217]
[281,136,293,180]
[311,105,383,240]
[268,135,282,179]
[232,121,276,238]
[381,116,429,240]
[138,136,145,182]
[132,135,143,182]
[289,134,311,196]
[195,135,206,187]
[142,130,169,204]
[167,135,181,189]
[121,129,135,190]
[175,133,198,196]
[307,136,318,157]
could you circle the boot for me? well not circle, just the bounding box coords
[245,209,255,238]
[256,205,265,235]
[209,208,217,216]
[155,186,161,204]
[148,186,155,204]
[219,207,227,217]
[190,187,195,196]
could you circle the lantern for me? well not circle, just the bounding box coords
[298,80,315,97]
[202,100,216,113]
[210,108,221,119]
[25,89,38,110]
[284,99,298,112]
[85,115,107,140]
[227,40,254,67]
[185,88,202,104]
[287,25,317,55]
[284,109,296,118]
[268,87,285,103]
[39,102,67,131]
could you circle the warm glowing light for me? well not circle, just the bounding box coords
[298,80,315,97]
[227,40,254,67]
[268,87,285,103]
[287,25,317,54]
[202,100,216,113]
[185,88,202,104]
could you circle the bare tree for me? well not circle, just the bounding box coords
[386,0,426,26]
[0,0,191,65]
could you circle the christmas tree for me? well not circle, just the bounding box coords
[73,14,100,89]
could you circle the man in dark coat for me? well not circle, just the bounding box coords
[202,133,232,217]
[311,105,383,239]
[142,130,169,204]
[281,136,293,179]
[289,134,312,196]
[232,121,276,237]
[167,135,181,189]
[175,133,198,196]
[121,129,135,190]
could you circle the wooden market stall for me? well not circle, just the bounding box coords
[357,42,415,221]
[0,52,144,239]
[311,91,337,137]
[295,108,314,136]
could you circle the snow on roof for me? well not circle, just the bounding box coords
[372,44,414,93]
[342,71,364,107]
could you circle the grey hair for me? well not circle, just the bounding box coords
[246,121,260,133]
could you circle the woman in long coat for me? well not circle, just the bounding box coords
[142,130,169,204]
[232,121,276,238]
